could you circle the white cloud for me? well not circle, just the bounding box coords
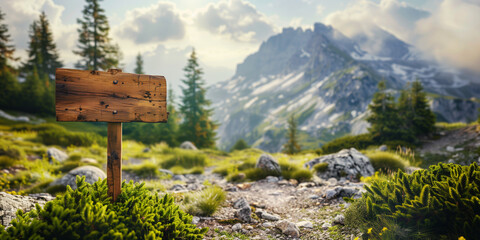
[316,5,325,15]
[194,0,277,42]
[116,2,185,44]
[416,0,480,72]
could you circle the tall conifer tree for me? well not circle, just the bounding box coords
[398,80,435,136]
[74,0,121,71]
[179,49,217,148]
[0,9,19,110]
[134,53,144,74]
[283,115,301,154]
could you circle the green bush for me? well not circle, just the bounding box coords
[230,139,249,152]
[346,162,480,239]
[0,177,207,239]
[183,186,226,216]
[226,172,245,182]
[0,156,15,168]
[0,143,25,159]
[365,151,408,173]
[161,149,207,169]
[245,168,280,181]
[124,162,160,179]
[290,169,313,182]
[320,133,374,154]
[313,162,328,173]
[10,123,65,132]
[38,128,106,147]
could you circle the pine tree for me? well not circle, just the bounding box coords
[134,53,144,74]
[20,67,48,114]
[74,0,121,71]
[283,115,301,154]
[399,80,435,136]
[178,49,217,148]
[0,9,19,110]
[230,139,249,152]
[22,12,62,81]
[367,80,409,142]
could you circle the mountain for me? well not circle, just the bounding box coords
[208,23,480,152]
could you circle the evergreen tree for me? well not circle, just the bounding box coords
[230,139,249,152]
[22,12,62,81]
[178,49,217,148]
[134,53,144,74]
[0,9,19,110]
[74,0,121,71]
[20,67,48,114]
[283,115,301,154]
[399,80,436,136]
[367,80,410,143]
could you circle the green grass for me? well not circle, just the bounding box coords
[313,162,328,173]
[161,148,207,169]
[183,186,226,216]
[364,151,409,173]
[124,162,160,178]
[435,122,468,130]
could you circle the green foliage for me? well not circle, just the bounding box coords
[313,162,329,173]
[183,186,226,216]
[398,81,436,136]
[365,151,409,173]
[74,0,121,70]
[320,133,374,154]
[124,162,160,179]
[37,127,106,147]
[0,143,26,159]
[290,169,313,182]
[0,9,17,72]
[0,177,207,239]
[244,168,280,181]
[283,114,301,154]
[435,122,468,130]
[230,139,249,152]
[0,156,15,168]
[346,162,480,239]
[178,49,217,149]
[161,149,207,169]
[134,53,145,74]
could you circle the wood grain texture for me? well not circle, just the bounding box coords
[56,68,167,122]
[107,122,122,202]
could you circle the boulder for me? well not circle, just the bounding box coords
[50,166,106,189]
[256,154,281,174]
[333,214,345,225]
[180,141,198,150]
[0,192,54,228]
[304,148,374,180]
[47,147,68,163]
[296,221,313,228]
[378,145,388,151]
[275,220,300,238]
[233,198,252,222]
[232,223,242,231]
[255,209,280,221]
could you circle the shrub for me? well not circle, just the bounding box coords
[290,169,313,182]
[0,143,25,159]
[226,172,245,182]
[230,139,249,152]
[346,162,480,239]
[279,162,299,180]
[320,133,374,154]
[0,156,15,168]
[313,162,328,173]
[54,161,86,173]
[183,186,226,216]
[38,128,106,147]
[365,151,409,173]
[10,123,65,132]
[124,162,160,179]
[0,177,207,239]
[245,168,280,181]
[161,149,207,169]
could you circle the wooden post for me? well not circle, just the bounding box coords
[107,122,122,202]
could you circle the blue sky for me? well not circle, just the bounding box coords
[3,0,479,92]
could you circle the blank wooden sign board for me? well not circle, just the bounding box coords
[56,68,168,201]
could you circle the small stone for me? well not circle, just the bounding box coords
[327,178,338,185]
[225,185,239,192]
[321,222,332,230]
[159,169,173,176]
[192,216,200,224]
[256,154,281,174]
[170,184,187,191]
[237,183,251,190]
[278,179,290,185]
[232,223,242,231]
[47,147,68,163]
[275,220,300,238]
[309,194,320,200]
[266,176,279,183]
[298,182,315,188]
[296,221,313,229]
[333,214,345,225]
[246,225,254,230]
[262,222,274,228]
[236,207,252,222]
[448,159,455,163]
[325,189,338,200]
[257,211,280,221]
[233,197,249,209]
[142,147,150,153]
[378,145,388,151]
[172,174,187,181]
[289,179,298,186]
[446,146,455,152]
[180,141,198,150]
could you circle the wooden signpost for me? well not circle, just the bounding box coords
[55,68,167,201]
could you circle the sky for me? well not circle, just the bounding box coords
[2,0,480,93]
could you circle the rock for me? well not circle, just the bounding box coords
[289,179,298,186]
[47,147,68,163]
[309,194,320,200]
[256,154,281,174]
[277,179,290,185]
[333,214,345,225]
[275,220,300,238]
[172,174,187,181]
[263,222,274,228]
[448,159,455,163]
[233,197,249,209]
[170,184,187,191]
[50,166,106,189]
[327,178,338,185]
[296,221,313,228]
[225,185,239,192]
[246,225,253,230]
[304,148,374,180]
[159,169,174,176]
[378,145,388,151]
[446,146,455,152]
[232,223,242,231]
[321,222,332,230]
[192,216,200,225]
[405,166,422,174]
[256,210,280,221]
[142,147,150,153]
[298,182,315,188]
[266,176,279,183]
[80,158,98,164]
[338,187,359,197]
[180,141,197,150]
[325,189,339,200]
[0,192,54,228]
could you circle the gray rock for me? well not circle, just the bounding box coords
[192,216,200,225]
[327,178,338,185]
[0,192,54,228]
[296,221,313,228]
[309,194,320,200]
[333,214,345,225]
[338,187,359,197]
[233,197,249,209]
[47,147,68,163]
[378,145,388,151]
[304,148,374,180]
[172,174,187,181]
[159,169,174,176]
[446,146,455,152]
[235,206,252,223]
[256,210,280,221]
[256,154,281,174]
[50,166,106,189]
[321,222,332,230]
[80,158,98,164]
[143,147,150,153]
[405,166,422,174]
[225,185,239,192]
[263,222,274,228]
[266,176,279,183]
[298,182,315,188]
[275,220,300,238]
[180,141,198,150]
[232,223,242,231]
[170,184,187,191]
[325,189,339,200]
